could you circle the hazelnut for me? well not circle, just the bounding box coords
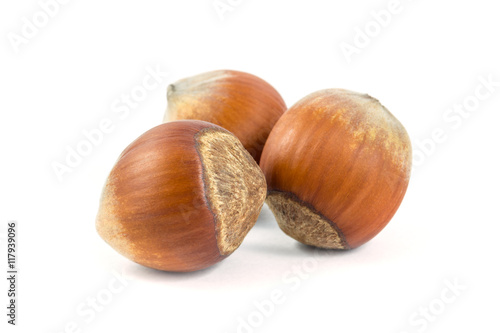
[96,120,267,272]
[260,89,412,249]
[164,70,287,163]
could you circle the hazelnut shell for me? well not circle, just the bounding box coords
[96,120,267,271]
[165,70,287,163]
[260,89,412,249]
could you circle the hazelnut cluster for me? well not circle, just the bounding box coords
[96,70,412,272]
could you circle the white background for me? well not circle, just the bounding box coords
[1,0,499,332]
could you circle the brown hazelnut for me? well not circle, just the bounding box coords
[96,120,267,271]
[260,89,412,249]
[164,70,287,163]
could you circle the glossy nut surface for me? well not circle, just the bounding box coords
[164,70,287,163]
[96,120,267,271]
[260,89,412,249]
